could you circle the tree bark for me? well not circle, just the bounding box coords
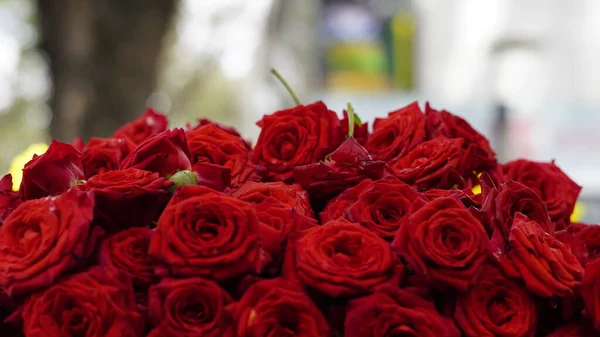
[37,0,176,142]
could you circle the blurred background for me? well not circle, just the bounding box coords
[1,0,600,220]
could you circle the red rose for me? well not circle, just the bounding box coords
[149,185,263,280]
[233,181,314,218]
[582,259,600,332]
[422,188,481,208]
[454,264,538,337]
[545,319,596,337]
[569,223,600,262]
[19,140,84,201]
[120,128,192,177]
[252,101,344,181]
[345,284,460,337]
[0,189,103,297]
[187,122,257,187]
[71,136,85,152]
[191,162,232,191]
[0,174,21,226]
[147,278,233,337]
[391,197,488,291]
[364,102,426,162]
[498,213,584,298]
[13,267,143,337]
[319,178,372,223]
[344,176,422,241]
[425,102,496,171]
[84,168,173,230]
[293,137,391,208]
[283,219,402,297]
[113,108,168,145]
[341,109,369,145]
[390,138,471,190]
[226,278,330,337]
[81,137,136,178]
[503,160,581,230]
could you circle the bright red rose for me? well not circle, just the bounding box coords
[187,122,256,187]
[425,102,496,172]
[545,319,596,337]
[503,160,581,230]
[499,213,584,298]
[233,181,314,218]
[344,176,422,241]
[0,174,21,226]
[319,178,372,223]
[84,168,173,230]
[149,185,263,280]
[81,137,136,178]
[113,108,168,145]
[120,128,192,177]
[364,102,426,162]
[147,278,233,337]
[346,284,460,337]
[454,264,538,337]
[391,197,489,291]
[12,267,143,337]
[0,189,103,297]
[283,219,402,297]
[390,138,471,190]
[582,259,600,332]
[19,140,84,201]
[227,278,330,337]
[252,101,344,181]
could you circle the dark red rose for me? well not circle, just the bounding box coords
[454,264,538,337]
[390,138,471,190]
[481,179,554,240]
[149,185,263,280]
[582,259,600,332]
[341,109,369,145]
[147,278,233,337]
[344,176,421,241]
[12,267,143,337]
[283,219,402,297]
[364,102,426,162]
[425,102,496,172]
[187,122,256,187]
[0,189,103,297]
[233,181,314,218]
[227,278,330,337]
[19,140,84,201]
[391,197,488,291]
[495,213,584,298]
[81,137,136,178]
[545,319,596,337]
[113,108,168,145]
[569,223,600,263]
[0,175,21,226]
[252,101,344,181]
[293,137,391,209]
[555,229,589,266]
[84,168,173,230]
[346,284,460,337]
[120,128,192,177]
[319,178,372,223]
[503,160,581,230]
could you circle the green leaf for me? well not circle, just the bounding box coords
[270,69,301,105]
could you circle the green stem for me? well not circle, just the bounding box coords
[271,69,301,105]
[347,102,356,137]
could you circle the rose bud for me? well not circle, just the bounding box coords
[391,197,489,292]
[346,284,460,337]
[234,181,314,218]
[19,140,84,201]
[454,264,538,337]
[120,128,192,178]
[226,278,330,337]
[0,189,103,297]
[187,121,257,188]
[149,185,263,280]
[0,174,21,226]
[9,267,143,337]
[81,137,136,178]
[113,108,168,145]
[147,278,233,337]
[364,102,426,162]
[84,168,173,230]
[503,159,581,230]
[283,219,403,298]
[252,101,344,182]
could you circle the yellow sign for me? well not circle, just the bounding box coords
[8,143,49,191]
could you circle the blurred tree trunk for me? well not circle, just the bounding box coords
[36,0,177,142]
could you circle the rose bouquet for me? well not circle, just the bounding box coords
[0,73,597,337]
